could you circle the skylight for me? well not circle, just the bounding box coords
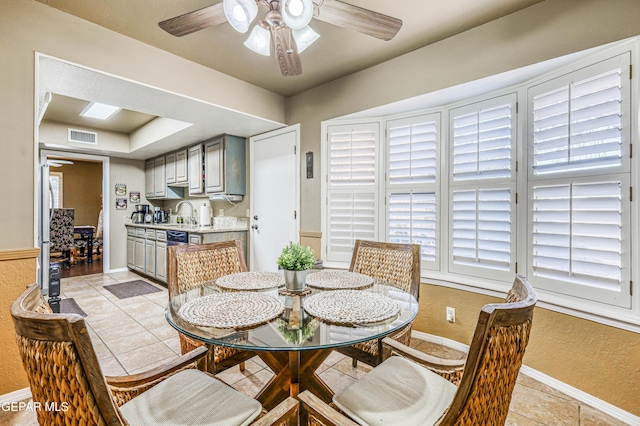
[80,102,121,120]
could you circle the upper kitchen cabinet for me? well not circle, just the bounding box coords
[189,135,246,196]
[145,156,184,200]
[204,135,246,195]
[166,149,188,186]
[188,144,204,195]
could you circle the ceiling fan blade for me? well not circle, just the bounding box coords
[272,27,303,77]
[315,0,402,41]
[159,3,227,37]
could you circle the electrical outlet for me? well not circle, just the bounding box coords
[446,306,456,323]
[246,209,250,217]
[218,209,224,217]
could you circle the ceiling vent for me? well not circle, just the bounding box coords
[68,128,97,145]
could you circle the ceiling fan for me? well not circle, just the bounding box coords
[159,0,402,77]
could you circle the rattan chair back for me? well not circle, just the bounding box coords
[167,240,253,370]
[11,284,125,425]
[437,275,537,425]
[349,240,420,301]
[168,240,247,298]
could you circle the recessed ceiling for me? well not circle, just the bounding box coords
[35,0,545,98]
[44,94,157,134]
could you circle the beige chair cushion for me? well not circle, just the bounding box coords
[333,356,457,426]
[120,369,262,425]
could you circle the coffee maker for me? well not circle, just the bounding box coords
[131,204,149,224]
[153,206,168,224]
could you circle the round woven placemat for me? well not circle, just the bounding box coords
[305,271,374,290]
[303,290,400,325]
[178,292,284,329]
[216,271,285,291]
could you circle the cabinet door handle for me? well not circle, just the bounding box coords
[251,224,258,230]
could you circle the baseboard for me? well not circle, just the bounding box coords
[411,330,640,425]
[0,387,31,405]
[108,267,129,274]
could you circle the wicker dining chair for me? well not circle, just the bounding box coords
[168,240,255,374]
[298,275,537,426]
[337,240,421,367]
[12,284,298,426]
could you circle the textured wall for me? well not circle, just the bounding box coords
[413,283,640,416]
[57,161,103,228]
[0,252,38,395]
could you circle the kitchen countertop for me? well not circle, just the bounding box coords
[126,221,249,234]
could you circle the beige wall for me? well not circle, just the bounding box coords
[414,283,640,416]
[0,250,39,395]
[109,157,148,269]
[57,160,102,228]
[286,0,640,416]
[0,0,285,251]
[288,0,640,231]
[40,120,130,154]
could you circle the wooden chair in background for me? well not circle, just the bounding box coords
[12,284,298,425]
[168,240,255,374]
[299,275,537,426]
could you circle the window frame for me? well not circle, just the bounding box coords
[49,171,63,209]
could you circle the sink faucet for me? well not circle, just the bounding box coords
[175,201,195,225]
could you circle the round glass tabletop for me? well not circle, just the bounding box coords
[165,273,418,352]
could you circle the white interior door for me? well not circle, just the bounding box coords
[250,125,300,271]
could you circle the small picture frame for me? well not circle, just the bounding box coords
[129,191,140,203]
[115,198,127,210]
[115,183,126,196]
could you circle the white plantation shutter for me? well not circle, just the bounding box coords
[451,187,513,273]
[329,126,377,186]
[531,68,624,175]
[527,54,631,308]
[326,123,380,265]
[451,95,515,182]
[388,192,437,264]
[388,117,438,184]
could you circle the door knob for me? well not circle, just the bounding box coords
[251,224,258,230]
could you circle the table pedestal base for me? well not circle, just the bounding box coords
[256,349,333,411]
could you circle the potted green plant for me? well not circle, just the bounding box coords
[277,242,316,292]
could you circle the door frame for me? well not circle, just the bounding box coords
[249,124,301,270]
[38,150,110,279]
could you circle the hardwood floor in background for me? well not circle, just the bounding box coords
[60,257,103,278]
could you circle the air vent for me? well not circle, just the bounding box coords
[68,128,97,145]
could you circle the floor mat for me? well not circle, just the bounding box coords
[59,298,87,317]
[103,280,163,299]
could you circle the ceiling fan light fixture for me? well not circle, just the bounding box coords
[280,0,313,30]
[244,25,271,56]
[223,0,258,33]
[292,25,320,53]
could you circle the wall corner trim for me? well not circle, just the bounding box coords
[411,330,640,425]
[0,248,40,262]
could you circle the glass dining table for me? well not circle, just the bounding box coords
[165,271,419,411]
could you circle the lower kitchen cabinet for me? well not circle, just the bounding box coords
[134,237,145,273]
[126,236,135,269]
[156,241,167,282]
[145,239,156,277]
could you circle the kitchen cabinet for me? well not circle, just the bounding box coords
[188,230,248,263]
[134,228,145,273]
[145,239,156,276]
[156,241,167,282]
[154,157,166,197]
[188,144,204,195]
[166,149,188,185]
[145,160,154,198]
[204,135,246,195]
[126,227,135,269]
[144,156,184,200]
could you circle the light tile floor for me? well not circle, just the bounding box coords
[1,271,628,425]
